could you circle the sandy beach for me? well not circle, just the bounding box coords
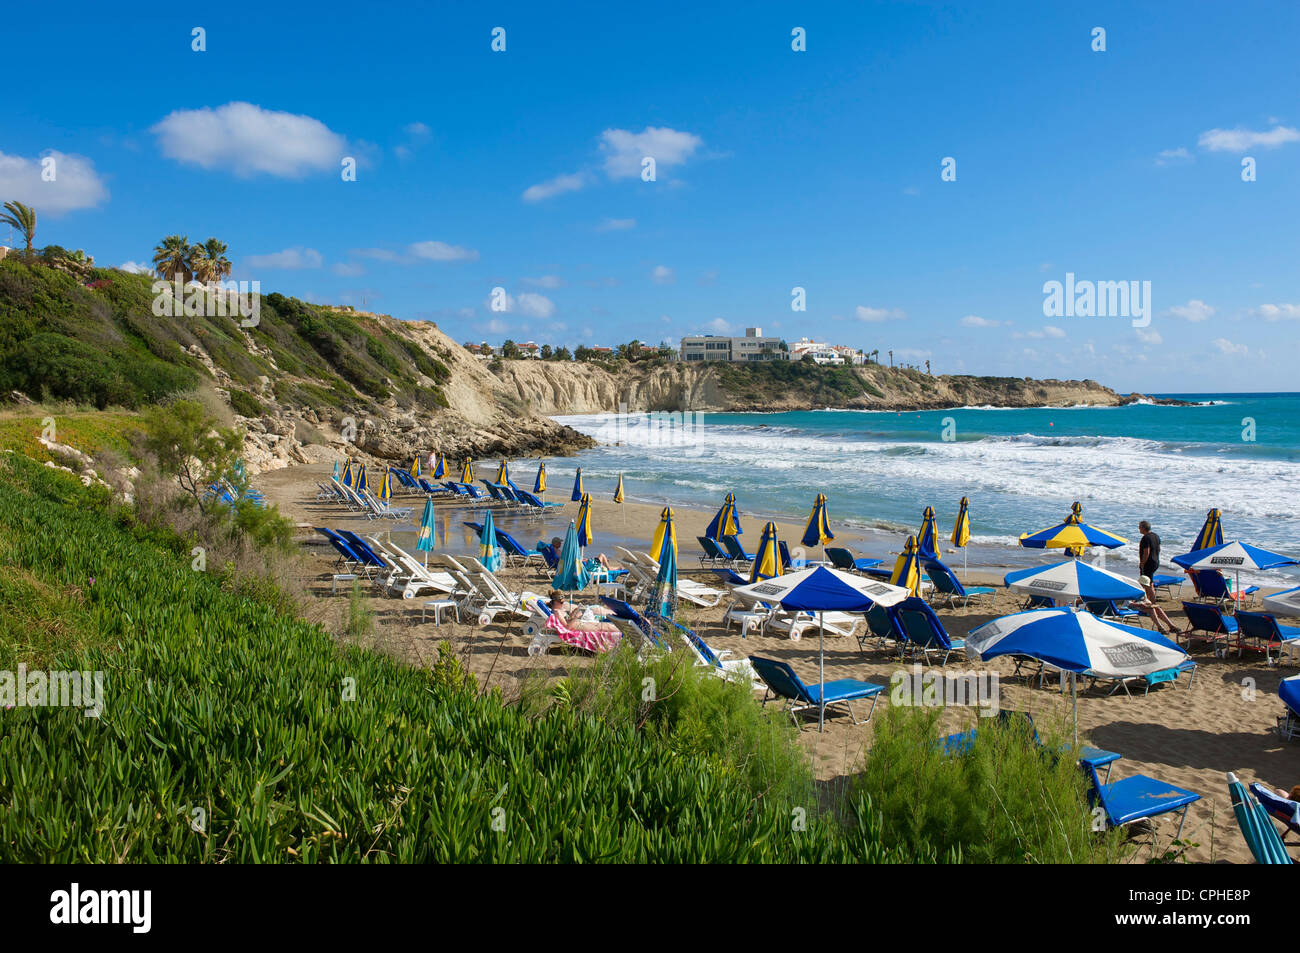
[263,461,1300,865]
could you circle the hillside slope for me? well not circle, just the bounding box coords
[0,259,592,473]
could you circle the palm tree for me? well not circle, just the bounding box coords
[191,238,231,285]
[153,235,193,282]
[0,202,37,258]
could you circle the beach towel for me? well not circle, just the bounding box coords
[546,613,621,653]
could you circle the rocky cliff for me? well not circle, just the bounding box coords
[493,358,1149,416]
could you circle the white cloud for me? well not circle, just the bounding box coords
[1166,299,1215,322]
[1136,327,1163,345]
[1211,337,1248,355]
[408,240,478,262]
[1013,326,1066,340]
[599,127,703,179]
[597,217,636,231]
[117,260,151,274]
[1254,303,1300,321]
[651,265,675,285]
[0,150,108,214]
[245,246,323,270]
[515,293,555,319]
[404,122,431,138]
[961,315,1006,328]
[1155,147,1192,165]
[705,318,732,333]
[331,262,365,277]
[855,305,906,323]
[522,275,564,289]
[522,172,586,202]
[152,102,347,177]
[1198,124,1300,153]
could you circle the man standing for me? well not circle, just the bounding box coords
[1138,521,1161,580]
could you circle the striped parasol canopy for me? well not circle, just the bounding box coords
[800,494,834,548]
[750,521,783,583]
[1020,502,1126,556]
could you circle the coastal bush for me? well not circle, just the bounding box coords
[853,706,1124,863]
[543,645,818,810]
[227,389,266,418]
[0,456,918,863]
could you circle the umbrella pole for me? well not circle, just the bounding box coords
[819,610,826,733]
[1072,672,1078,747]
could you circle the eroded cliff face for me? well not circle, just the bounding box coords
[495,361,729,415]
[491,359,1137,415]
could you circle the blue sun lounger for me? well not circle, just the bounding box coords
[1188,568,1259,608]
[336,530,391,573]
[1151,573,1183,598]
[923,558,995,609]
[859,602,904,654]
[825,546,884,573]
[710,566,750,587]
[697,536,729,566]
[894,597,965,666]
[721,535,754,564]
[778,540,812,571]
[316,527,365,570]
[940,712,1124,781]
[1179,600,1237,654]
[1083,599,1144,626]
[1083,761,1200,840]
[1234,611,1300,665]
[599,596,671,650]
[748,655,885,732]
[514,489,562,510]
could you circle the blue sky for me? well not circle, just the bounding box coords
[3,1,1299,393]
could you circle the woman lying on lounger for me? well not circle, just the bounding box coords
[547,591,620,634]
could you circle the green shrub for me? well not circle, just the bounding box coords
[853,706,1125,863]
[227,389,265,418]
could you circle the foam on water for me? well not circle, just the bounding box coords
[551,394,1300,570]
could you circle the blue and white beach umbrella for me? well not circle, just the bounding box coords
[1172,541,1299,573]
[1172,541,1299,600]
[1004,560,1144,605]
[967,607,1190,742]
[733,566,909,731]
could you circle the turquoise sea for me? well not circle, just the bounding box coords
[551,393,1300,582]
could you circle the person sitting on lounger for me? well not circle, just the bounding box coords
[549,538,621,574]
[547,591,620,634]
[1132,575,1178,636]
